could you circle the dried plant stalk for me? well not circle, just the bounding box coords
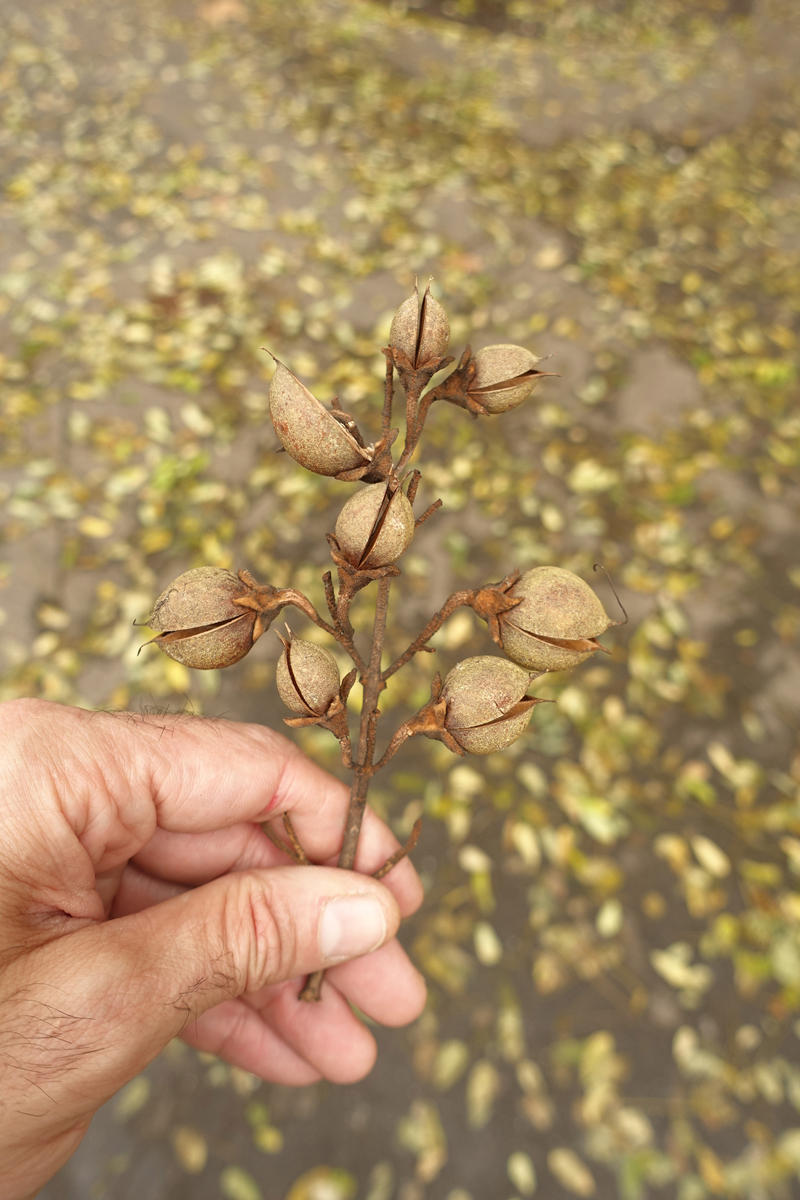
[142,280,617,1003]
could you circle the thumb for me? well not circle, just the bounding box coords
[7,866,398,1120]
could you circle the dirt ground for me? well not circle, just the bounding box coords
[2,1,800,1198]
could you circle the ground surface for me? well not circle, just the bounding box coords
[2,1,800,1198]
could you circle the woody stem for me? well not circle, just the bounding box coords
[382,355,394,440]
[341,574,391,865]
[300,575,391,1002]
[396,380,426,473]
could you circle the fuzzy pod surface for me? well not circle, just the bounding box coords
[470,344,543,414]
[269,361,369,476]
[501,566,611,672]
[276,636,341,714]
[442,655,537,755]
[389,282,450,368]
[148,567,257,669]
[335,482,415,568]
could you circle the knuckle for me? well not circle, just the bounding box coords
[227,871,298,991]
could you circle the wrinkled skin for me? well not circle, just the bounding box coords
[0,700,426,1200]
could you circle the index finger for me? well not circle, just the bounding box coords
[8,703,420,891]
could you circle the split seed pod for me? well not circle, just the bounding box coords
[389,280,450,369]
[146,567,262,669]
[335,481,415,569]
[276,630,341,715]
[499,566,612,672]
[469,344,545,413]
[269,361,371,477]
[442,656,543,755]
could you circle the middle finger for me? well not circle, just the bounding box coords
[132,809,424,916]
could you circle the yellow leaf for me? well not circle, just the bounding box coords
[508,1151,537,1195]
[78,515,113,539]
[547,1148,595,1197]
[220,1167,262,1200]
[466,1060,499,1129]
[114,1076,150,1121]
[284,1166,357,1200]
[172,1126,207,1174]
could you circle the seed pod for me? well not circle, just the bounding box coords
[276,630,341,715]
[442,656,542,755]
[147,567,260,669]
[269,361,371,476]
[469,344,544,414]
[334,481,415,569]
[389,280,450,369]
[499,566,612,672]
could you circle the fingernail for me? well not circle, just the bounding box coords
[319,895,387,962]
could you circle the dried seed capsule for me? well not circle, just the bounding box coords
[499,566,611,672]
[469,344,544,413]
[389,280,450,369]
[147,567,260,669]
[334,481,415,569]
[269,361,371,476]
[442,656,541,755]
[276,631,341,715]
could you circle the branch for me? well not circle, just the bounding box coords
[373,818,422,880]
[396,378,426,473]
[382,589,476,680]
[369,718,418,774]
[300,575,392,1004]
[261,813,310,865]
[322,571,337,622]
[415,498,442,529]
[280,588,337,639]
[381,353,394,440]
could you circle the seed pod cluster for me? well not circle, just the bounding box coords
[143,291,603,807]
[147,567,263,670]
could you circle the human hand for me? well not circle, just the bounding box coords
[0,699,426,1200]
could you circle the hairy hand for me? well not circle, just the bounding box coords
[0,699,426,1200]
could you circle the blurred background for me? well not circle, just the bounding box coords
[2,0,800,1197]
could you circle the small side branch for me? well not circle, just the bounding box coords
[261,813,310,865]
[369,718,418,774]
[282,813,309,864]
[382,353,394,439]
[382,589,476,680]
[415,498,442,529]
[280,589,337,640]
[322,571,337,622]
[373,818,422,880]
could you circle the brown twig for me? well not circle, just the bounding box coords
[373,818,423,880]
[280,588,337,640]
[261,812,310,865]
[396,379,427,472]
[415,498,442,529]
[382,589,476,681]
[282,813,309,864]
[406,469,421,505]
[322,571,337,622]
[382,352,394,440]
[299,574,393,1003]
